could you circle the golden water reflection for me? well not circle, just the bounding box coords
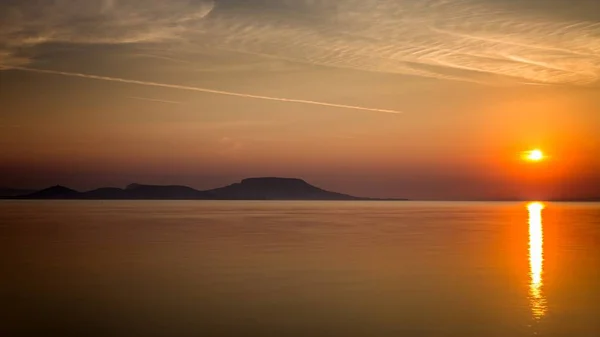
[528,202,547,319]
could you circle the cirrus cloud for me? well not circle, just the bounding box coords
[1,0,599,86]
[0,0,215,67]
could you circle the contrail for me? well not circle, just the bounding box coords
[128,96,183,105]
[8,66,403,114]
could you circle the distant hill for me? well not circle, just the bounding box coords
[23,185,79,199]
[82,187,128,199]
[18,184,214,200]
[206,177,361,200]
[0,188,35,197]
[120,183,212,200]
[9,177,398,200]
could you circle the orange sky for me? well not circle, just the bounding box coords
[1,0,599,199]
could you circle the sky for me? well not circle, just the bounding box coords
[1,0,599,200]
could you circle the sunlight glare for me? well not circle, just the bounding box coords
[523,149,545,162]
[528,202,547,319]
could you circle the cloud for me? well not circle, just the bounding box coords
[132,51,304,73]
[0,0,215,67]
[1,0,599,85]
[197,0,600,85]
[218,136,242,153]
[12,66,402,114]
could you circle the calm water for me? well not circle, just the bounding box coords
[1,201,599,337]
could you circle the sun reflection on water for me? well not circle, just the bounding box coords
[528,202,547,319]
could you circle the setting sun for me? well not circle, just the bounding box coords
[523,149,545,162]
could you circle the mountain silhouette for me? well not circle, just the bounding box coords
[207,177,360,200]
[77,184,213,200]
[24,185,79,199]
[122,183,212,199]
[0,188,35,197]
[82,187,128,199]
[9,177,395,200]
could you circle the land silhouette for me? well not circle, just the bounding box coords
[0,188,35,197]
[3,178,597,201]
[3,177,406,201]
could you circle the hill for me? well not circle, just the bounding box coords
[11,177,390,200]
[0,188,35,197]
[206,177,361,200]
[119,183,212,199]
[7,179,597,201]
[23,185,80,199]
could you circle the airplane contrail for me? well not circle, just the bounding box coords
[8,66,403,114]
[128,96,183,105]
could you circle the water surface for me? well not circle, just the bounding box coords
[1,201,599,337]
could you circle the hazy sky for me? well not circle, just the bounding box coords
[1,0,599,199]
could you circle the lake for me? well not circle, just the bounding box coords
[1,201,599,337]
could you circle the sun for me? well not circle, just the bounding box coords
[523,149,545,162]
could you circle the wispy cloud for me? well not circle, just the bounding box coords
[0,0,215,67]
[197,0,600,85]
[11,66,402,114]
[1,0,599,85]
